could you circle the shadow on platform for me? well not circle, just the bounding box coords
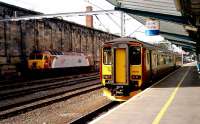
[153,66,200,88]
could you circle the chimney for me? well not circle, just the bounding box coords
[86,6,93,28]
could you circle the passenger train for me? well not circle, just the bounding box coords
[100,38,182,101]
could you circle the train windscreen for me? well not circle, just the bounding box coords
[129,46,141,65]
[103,47,112,65]
[29,53,43,60]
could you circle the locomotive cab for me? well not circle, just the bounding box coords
[101,40,142,101]
[28,51,51,70]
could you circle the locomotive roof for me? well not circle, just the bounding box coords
[105,37,173,53]
[31,50,64,55]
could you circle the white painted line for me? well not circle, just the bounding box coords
[152,66,191,124]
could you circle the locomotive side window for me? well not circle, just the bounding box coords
[103,47,112,65]
[129,46,141,65]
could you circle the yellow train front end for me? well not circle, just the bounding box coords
[101,41,142,101]
[28,51,50,70]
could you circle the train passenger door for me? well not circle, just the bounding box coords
[113,44,129,85]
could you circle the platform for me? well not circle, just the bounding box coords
[90,62,200,124]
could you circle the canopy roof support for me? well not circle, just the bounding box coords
[115,7,188,25]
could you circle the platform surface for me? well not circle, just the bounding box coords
[91,62,200,124]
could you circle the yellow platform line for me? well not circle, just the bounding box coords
[152,67,191,124]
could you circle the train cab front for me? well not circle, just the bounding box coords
[101,43,142,101]
[28,51,51,70]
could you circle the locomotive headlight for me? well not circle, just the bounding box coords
[103,75,112,79]
[132,75,141,79]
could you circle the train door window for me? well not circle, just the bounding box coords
[129,46,141,65]
[103,47,112,65]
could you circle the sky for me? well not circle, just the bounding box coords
[0,0,144,36]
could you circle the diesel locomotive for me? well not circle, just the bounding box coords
[28,50,92,70]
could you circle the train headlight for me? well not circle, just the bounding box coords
[131,75,141,79]
[103,75,112,79]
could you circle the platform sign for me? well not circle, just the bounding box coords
[145,18,160,36]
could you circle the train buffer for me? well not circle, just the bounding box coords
[90,62,200,124]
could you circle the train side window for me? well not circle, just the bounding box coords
[158,54,164,65]
[147,52,150,64]
[160,55,162,65]
[103,47,112,65]
[157,55,160,65]
[166,55,170,64]
[153,54,157,66]
[163,55,166,64]
[129,46,141,65]
[171,56,173,63]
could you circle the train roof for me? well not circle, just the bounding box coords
[104,37,173,53]
[105,37,156,49]
[105,37,153,46]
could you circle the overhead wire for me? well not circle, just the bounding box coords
[84,0,147,37]
[84,0,121,29]
[127,24,144,37]
[94,15,110,32]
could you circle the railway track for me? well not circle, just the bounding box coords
[0,73,101,120]
[0,72,98,89]
[0,73,98,99]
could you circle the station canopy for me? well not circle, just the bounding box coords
[106,0,200,51]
